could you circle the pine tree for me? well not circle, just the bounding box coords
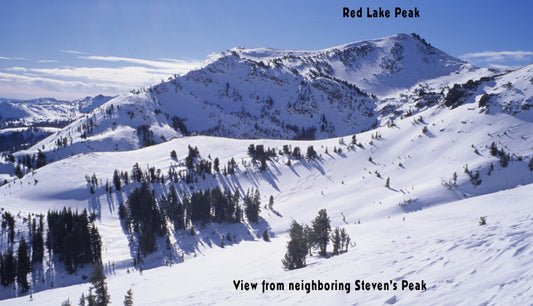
[113,169,121,191]
[86,288,96,306]
[268,195,274,210]
[233,189,242,223]
[1,249,16,286]
[90,225,102,263]
[499,149,509,167]
[79,292,86,306]
[344,231,351,253]
[213,158,220,172]
[281,221,307,270]
[262,230,270,242]
[489,142,498,156]
[61,298,72,306]
[259,158,267,172]
[124,288,133,306]
[244,189,261,223]
[339,228,347,253]
[331,227,341,255]
[31,216,44,264]
[306,146,317,160]
[303,224,315,256]
[131,163,143,182]
[292,147,301,159]
[312,209,331,256]
[36,149,47,168]
[385,177,390,188]
[90,264,110,305]
[14,164,24,178]
[16,236,31,291]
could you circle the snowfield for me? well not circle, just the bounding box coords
[1,99,533,305]
[0,34,533,305]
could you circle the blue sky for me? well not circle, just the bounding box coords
[1,0,532,99]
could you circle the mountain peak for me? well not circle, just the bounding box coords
[22,34,493,160]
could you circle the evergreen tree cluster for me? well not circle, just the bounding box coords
[16,237,30,291]
[1,212,16,243]
[286,125,317,140]
[47,208,102,273]
[121,182,165,255]
[85,173,99,194]
[0,249,16,288]
[247,144,277,171]
[10,149,49,178]
[136,125,156,147]
[185,145,200,169]
[55,135,73,148]
[119,183,261,255]
[489,142,511,168]
[282,209,351,270]
[29,214,45,264]
[305,146,317,160]
[281,144,303,160]
[19,149,48,170]
[243,189,261,223]
[78,263,111,306]
[463,164,482,187]
[330,227,351,255]
[0,127,51,152]
[0,214,45,291]
[171,116,189,135]
[79,118,96,139]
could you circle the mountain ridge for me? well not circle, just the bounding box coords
[16,33,506,162]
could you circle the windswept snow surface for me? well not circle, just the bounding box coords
[1,96,533,304]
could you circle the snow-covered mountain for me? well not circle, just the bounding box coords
[0,34,533,305]
[0,95,114,128]
[21,33,505,162]
[0,95,114,180]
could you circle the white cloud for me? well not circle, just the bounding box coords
[461,51,533,63]
[82,55,202,73]
[0,71,126,100]
[60,50,86,55]
[37,60,58,63]
[6,67,28,72]
[0,71,126,90]
[25,66,164,84]
[0,56,11,60]
[0,54,203,100]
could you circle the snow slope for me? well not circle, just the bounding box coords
[4,183,531,305]
[1,91,533,304]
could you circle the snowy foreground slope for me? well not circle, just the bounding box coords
[5,184,532,305]
[1,94,533,304]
